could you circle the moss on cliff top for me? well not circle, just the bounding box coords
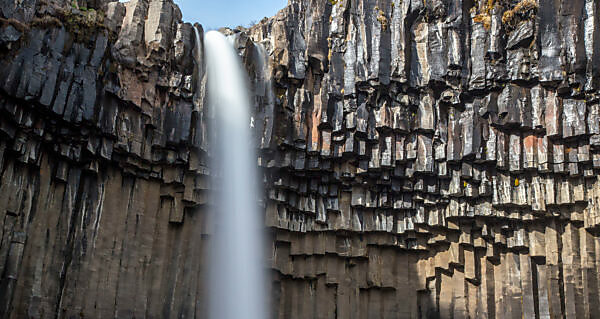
[470,0,538,31]
[502,0,538,29]
[31,6,108,44]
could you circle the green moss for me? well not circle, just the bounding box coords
[56,7,107,43]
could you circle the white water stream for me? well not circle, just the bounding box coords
[203,30,267,319]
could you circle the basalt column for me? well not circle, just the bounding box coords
[249,0,600,317]
[1,0,600,318]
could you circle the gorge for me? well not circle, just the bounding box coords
[1,0,600,318]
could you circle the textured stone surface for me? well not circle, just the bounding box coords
[249,0,600,317]
[1,0,600,318]
[0,1,209,317]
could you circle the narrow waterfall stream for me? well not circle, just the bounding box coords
[203,30,267,319]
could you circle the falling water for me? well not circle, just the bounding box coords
[253,42,275,150]
[203,30,267,319]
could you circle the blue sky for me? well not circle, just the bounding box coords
[174,0,288,29]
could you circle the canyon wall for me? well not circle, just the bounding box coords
[0,0,212,317]
[1,0,600,318]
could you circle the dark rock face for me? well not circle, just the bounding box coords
[0,1,209,318]
[249,0,600,317]
[1,0,600,318]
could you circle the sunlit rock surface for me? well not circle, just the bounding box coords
[1,0,600,317]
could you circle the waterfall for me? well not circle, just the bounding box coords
[253,42,275,150]
[202,30,267,319]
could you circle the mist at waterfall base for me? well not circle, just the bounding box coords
[203,31,268,319]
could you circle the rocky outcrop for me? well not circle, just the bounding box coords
[249,0,600,317]
[0,0,210,317]
[1,0,600,318]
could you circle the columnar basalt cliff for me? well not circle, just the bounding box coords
[1,0,600,318]
[0,1,210,317]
